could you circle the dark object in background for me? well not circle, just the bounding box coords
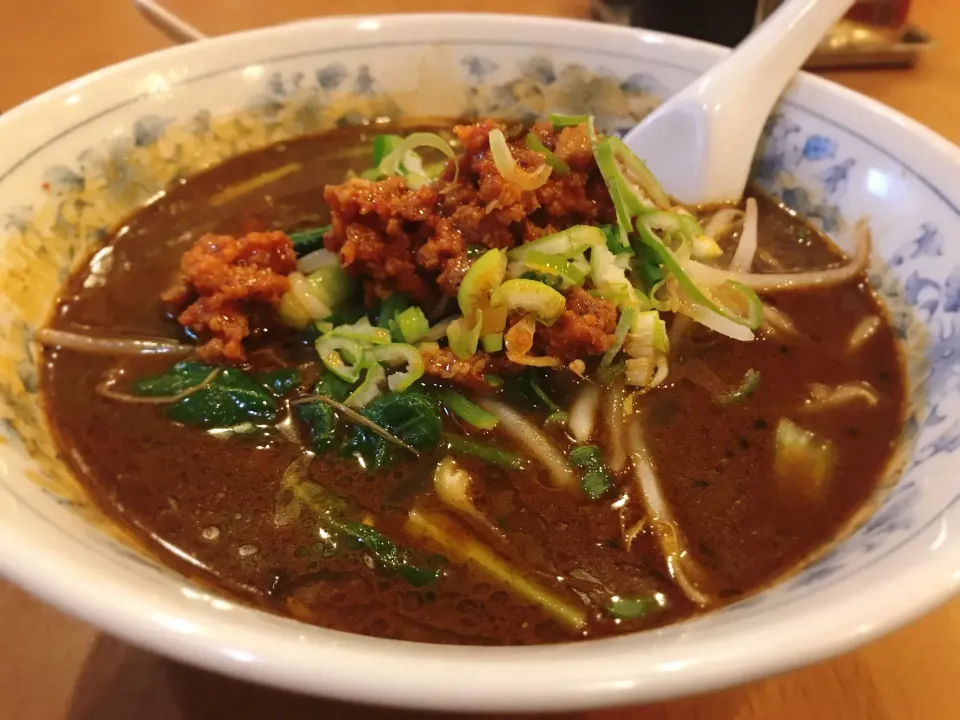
[590,0,772,47]
[591,0,929,69]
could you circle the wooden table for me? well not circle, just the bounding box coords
[1,1,958,718]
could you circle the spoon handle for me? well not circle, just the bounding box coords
[711,0,856,111]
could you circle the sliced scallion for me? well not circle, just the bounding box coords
[524,132,570,175]
[378,132,458,185]
[345,362,386,408]
[481,332,503,353]
[434,390,499,430]
[370,343,425,392]
[549,113,590,128]
[605,594,664,620]
[315,335,365,383]
[443,433,526,470]
[601,306,636,368]
[634,220,753,332]
[718,369,761,404]
[488,128,553,191]
[608,136,671,210]
[395,306,430,344]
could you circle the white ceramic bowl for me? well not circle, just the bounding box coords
[0,14,958,713]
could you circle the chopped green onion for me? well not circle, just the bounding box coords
[607,136,671,210]
[288,225,331,257]
[508,225,606,262]
[466,244,486,259]
[546,410,569,425]
[370,343,425,392]
[549,113,590,128]
[481,333,503,353]
[423,160,447,178]
[726,281,764,330]
[581,471,612,500]
[599,224,624,254]
[377,294,411,342]
[379,132,458,186]
[315,335,365,383]
[395,306,430,344]
[458,248,507,321]
[488,129,553,191]
[605,594,664,620]
[774,418,835,499]
[718,369,760,404]
[593,139,635,253]
[632,243,665,293]
[519,270,564,290]
[522,250,589,287]
[489,278,566,325]
[524,133,570,175]
[446,315,482,360]
[345,361,386,408]
[328,318,391,345]
[372,134,403,166]
[484,374,504,388]
[570,444,603,468]
[443,433,527,471]
[601,306,636,368]
[434,390,499,430]
[634,220,750,330]
[569,444,615,500]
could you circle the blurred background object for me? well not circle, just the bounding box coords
[591,0,928,68]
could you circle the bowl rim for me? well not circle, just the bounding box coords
[1,12,960,712]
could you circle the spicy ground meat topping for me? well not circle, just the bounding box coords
[321,120,615,304]
[163,230,297,363]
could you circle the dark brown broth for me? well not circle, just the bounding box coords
[40,124,906,645]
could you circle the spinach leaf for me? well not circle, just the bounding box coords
[167,368,277,428]
[297,401,337,453]
[290,478,441,586]
[288,225,331,257]
[253,368,301,397]
[293,371,358,451]
[342,521,441,587]
[342,391,442,471]
[130,360,212,396]
[509,369,568,425]
[131,362,278,429]
[511,369,559,412]
[315,370,355,402]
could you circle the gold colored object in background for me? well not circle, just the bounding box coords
[592,0,929,69]
[759,0,929,68]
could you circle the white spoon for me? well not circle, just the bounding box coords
[621,0,855,206]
